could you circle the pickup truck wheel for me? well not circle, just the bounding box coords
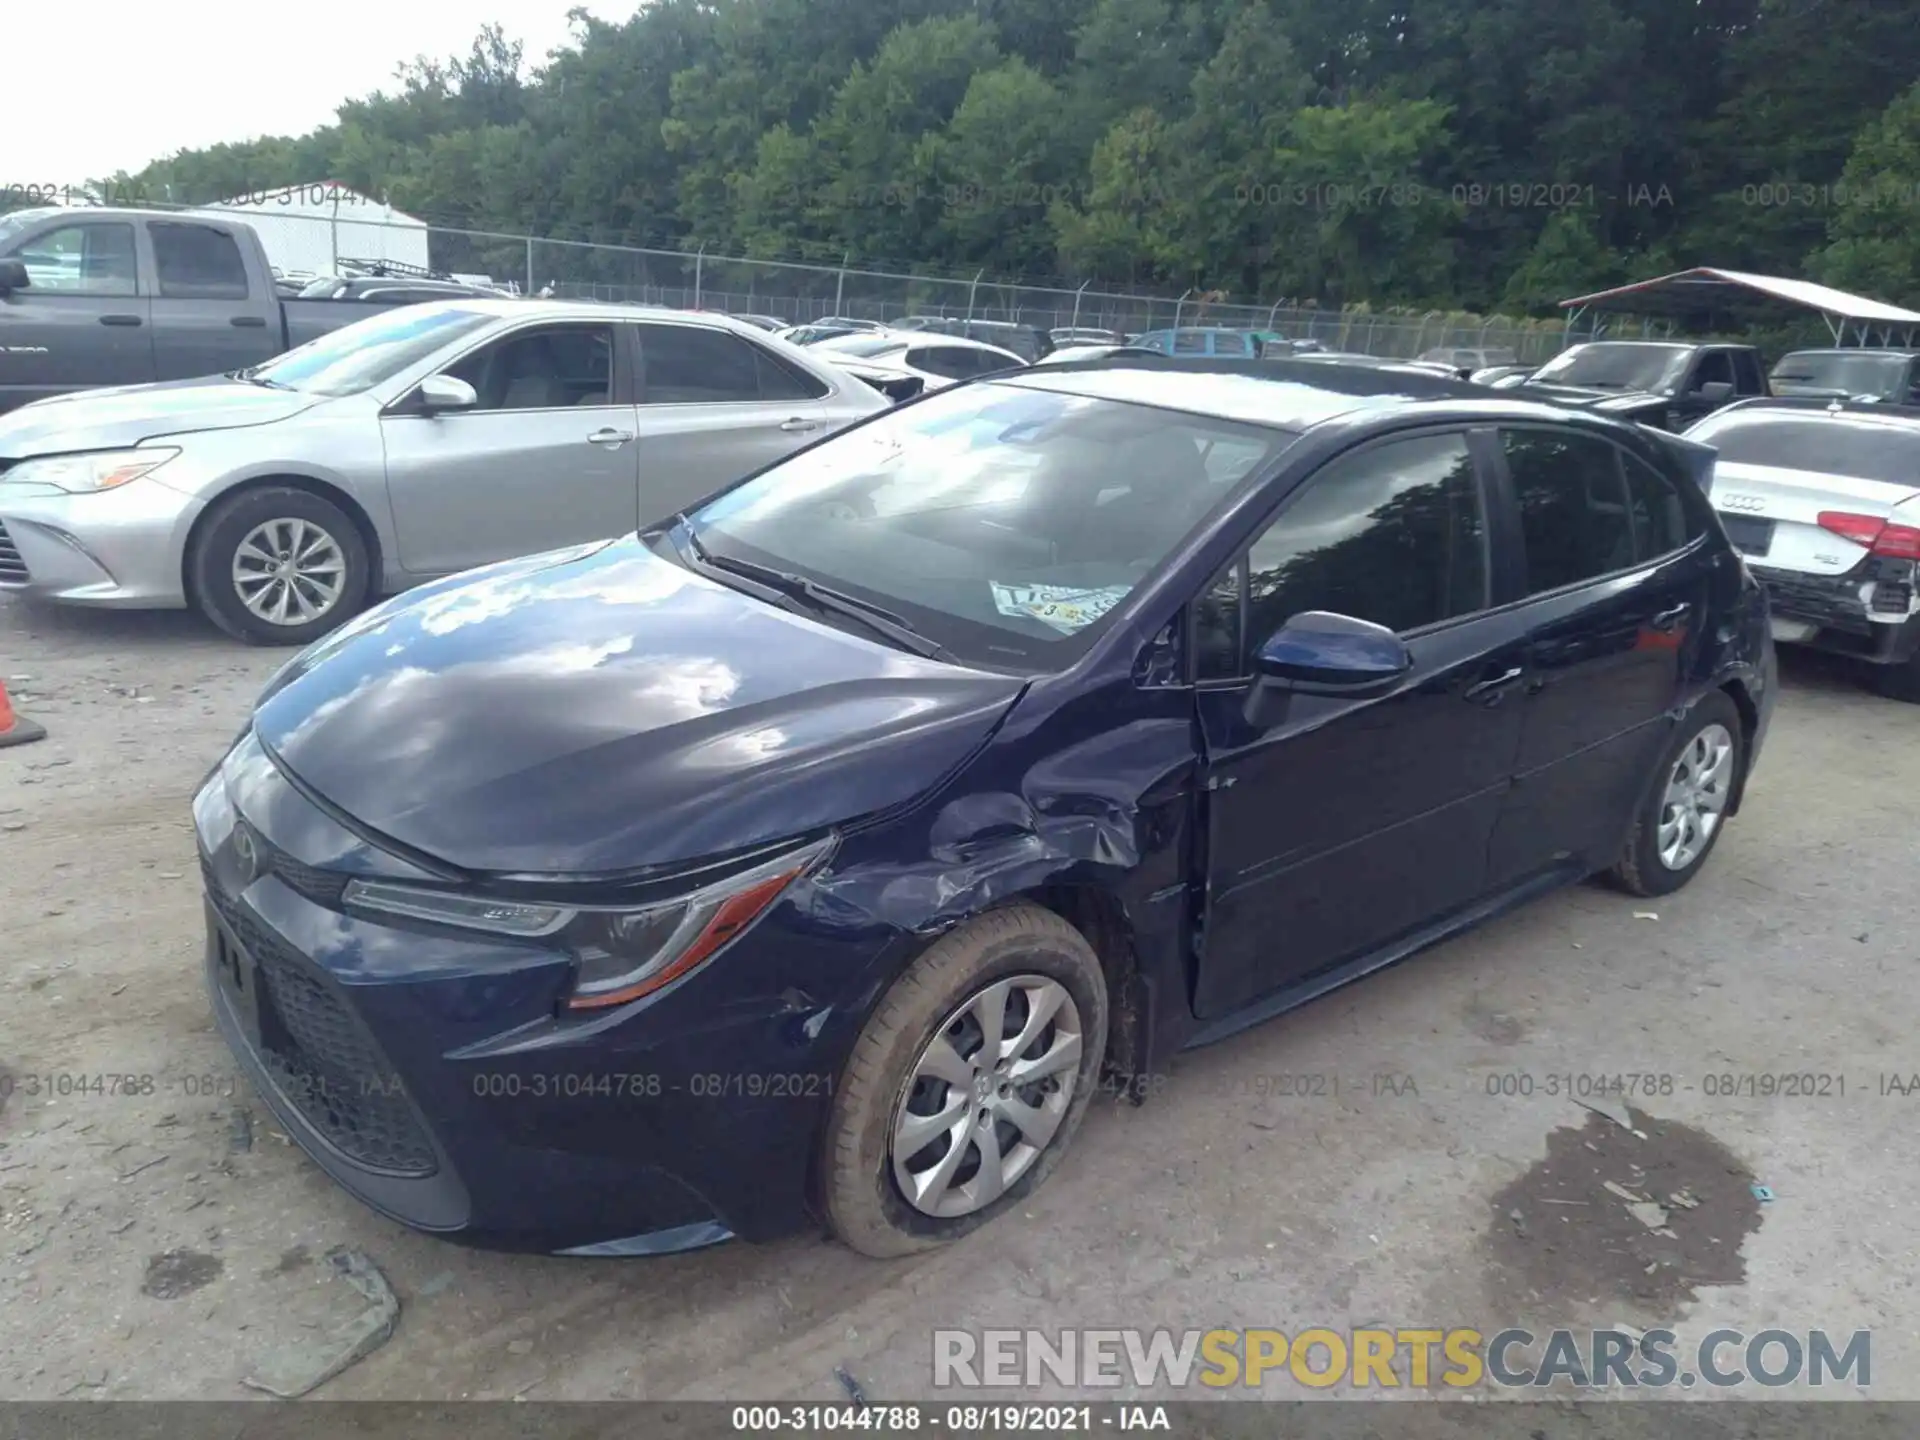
[1610,691,1743,897]
[821,903,1108,1258]
[190,487,369,646]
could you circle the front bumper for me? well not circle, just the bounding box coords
[1751,560,1920,666]
[0,475,200,607]
[191,733,875,1254]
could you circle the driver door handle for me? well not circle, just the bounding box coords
[1464,665,1525,705]
[780,416,822,433]
[1651,602,1692,632]
[587,427,633,448]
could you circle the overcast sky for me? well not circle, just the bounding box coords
[4,1,630,184]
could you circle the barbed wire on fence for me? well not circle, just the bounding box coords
[114,198,1601,361]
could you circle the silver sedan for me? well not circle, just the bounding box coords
[0,300,884,643]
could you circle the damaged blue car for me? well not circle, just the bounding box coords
[194,356,1774,1257]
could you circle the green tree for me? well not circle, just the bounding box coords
[1813,81,1920,302]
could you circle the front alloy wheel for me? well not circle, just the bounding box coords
[231,517,347,629]
[821,903,1108,1257]
[891,975,1084,1219]
[190,485,371,646]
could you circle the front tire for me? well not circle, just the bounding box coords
[189,487,370,646]
[821,903,1108,1258]
[1611,691,1744,897]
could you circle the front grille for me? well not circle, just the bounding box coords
[204,861,436,1176]
[0,521,28,585]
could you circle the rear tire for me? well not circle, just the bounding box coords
[189,487,370,646]
[1611,691,1744,897]
[821,903,1108,1259]
[1871,649,1920,703]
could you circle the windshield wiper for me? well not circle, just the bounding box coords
[680,526,958,663]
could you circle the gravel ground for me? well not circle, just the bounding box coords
[1,595,1915,1405]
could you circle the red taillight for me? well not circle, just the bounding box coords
[1817,510,1920,559]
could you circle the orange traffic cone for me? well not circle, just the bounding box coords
[0,678,46,748]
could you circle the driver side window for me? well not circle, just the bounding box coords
[1692,351,1735,389]
[1195,431,1487,680]
[443,324,614,412]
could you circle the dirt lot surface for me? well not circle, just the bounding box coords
[1,596,1914,1404]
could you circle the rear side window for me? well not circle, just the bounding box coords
[753,344,828,400]
[1196,430,1487,678]
[1503,429,1637,593]
[150,223,249,300]
[636,324,761,403]
[1731,350,1765,394]
[1621,452,1698,558]
[1173,331,1209,355]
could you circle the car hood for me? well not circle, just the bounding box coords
[0,376,322,457]
[252,536,1027,877]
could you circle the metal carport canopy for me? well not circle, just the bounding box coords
[1557,267,1920,344]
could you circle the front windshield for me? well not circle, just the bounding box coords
[246,305,496,397]
[0,210,55,249]
[1770,352,1909,398]
[1533,343,1692,391]
[684,380,1295,669]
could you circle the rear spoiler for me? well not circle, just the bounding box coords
[1654,430,1718,497]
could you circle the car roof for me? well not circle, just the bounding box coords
[997,354,1580,432]
[386,298,799,335]
[1774,348,1920,360]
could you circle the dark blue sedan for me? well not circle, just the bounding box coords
[194,356,1776,1257]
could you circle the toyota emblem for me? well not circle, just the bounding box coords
[232,824,260,883]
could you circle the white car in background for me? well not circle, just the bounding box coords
[811,331,1027,397]
[1687,398,1920,700]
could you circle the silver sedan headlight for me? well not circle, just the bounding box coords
[2,448,181,494]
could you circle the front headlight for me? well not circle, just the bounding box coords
[342,835,835,1011]
[4,447,181,494]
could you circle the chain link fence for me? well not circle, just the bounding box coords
[174,202,1592,361]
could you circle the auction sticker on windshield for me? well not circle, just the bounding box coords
[991,583,1131,634]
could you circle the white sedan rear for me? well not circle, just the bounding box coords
[1687,400,1920,698]
[811,331,1027,392]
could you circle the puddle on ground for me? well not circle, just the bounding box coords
[141,1248,223,1300]
[1483,1106,1762,1315]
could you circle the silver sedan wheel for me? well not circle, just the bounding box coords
[1658,722,1735,871]
[890,975,1084,1220]
[231,518,346,627]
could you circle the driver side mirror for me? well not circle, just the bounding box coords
[414,374,478,414]
[0,259,30,295]
[1245,611,1412,728]
[1692,379,1734,403]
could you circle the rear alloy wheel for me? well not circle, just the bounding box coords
[821,903,1107,1258]
[190,487,370,646]
[1611,692,1744,897]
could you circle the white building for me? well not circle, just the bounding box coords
[187,182,430,277]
